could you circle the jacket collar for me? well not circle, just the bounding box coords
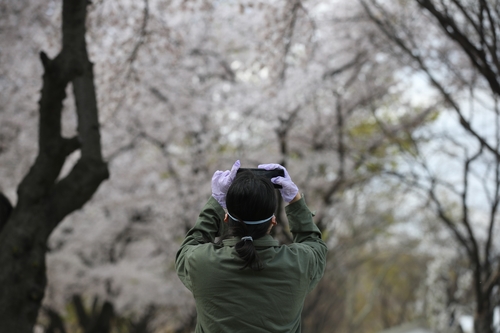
[222,234,279,248]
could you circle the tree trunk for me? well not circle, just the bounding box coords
[0,0,108,332]
[474,310,493,333]
[474,291,494,333]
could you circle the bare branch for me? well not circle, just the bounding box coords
[128,0,149,64]
[416,0,500,96]
[461,147,483,297]
[278,0,301,82]
[190,48,236,82]
[323,51,368,80]
[360,0,500,160]
[485,97,500,266]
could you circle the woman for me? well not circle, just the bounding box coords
[175,161,327,333]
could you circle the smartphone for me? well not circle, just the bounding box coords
[237,168,284,189]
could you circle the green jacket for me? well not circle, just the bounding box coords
[175,196,327,333]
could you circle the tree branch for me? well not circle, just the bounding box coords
[482,263,500,295]
[485,98,500,268]
[462,147,485,307]
[416,0,500,96]
[128,0,149,64]
[278,0,301,82]
[48,0,108,227]
[360,0,500,160]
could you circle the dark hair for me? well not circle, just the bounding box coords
[226,170,277,271]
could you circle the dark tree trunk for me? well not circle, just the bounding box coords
[474,312,493,333]
[473,274,497,333]
[0,1,108,332]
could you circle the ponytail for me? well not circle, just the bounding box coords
[230,219,269,271]
[236,238,261,271]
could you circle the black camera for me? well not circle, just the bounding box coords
[237,168,284,189]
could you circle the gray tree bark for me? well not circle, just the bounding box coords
[0,0,108,332]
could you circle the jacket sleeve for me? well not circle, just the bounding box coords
[286,196,328,291]
[175,196,227,290]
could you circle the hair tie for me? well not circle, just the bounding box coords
[241,236,253,242]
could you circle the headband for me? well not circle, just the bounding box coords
[227,212,274,225]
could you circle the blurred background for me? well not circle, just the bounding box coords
[0,0,499,332]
